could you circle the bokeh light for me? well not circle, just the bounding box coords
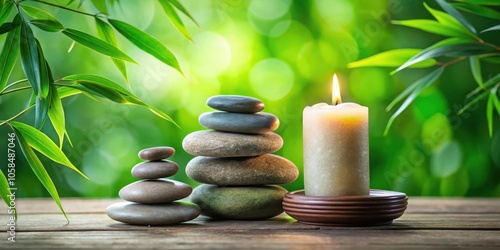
[0,0,498,199]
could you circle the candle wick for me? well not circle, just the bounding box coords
[335,97,342,105]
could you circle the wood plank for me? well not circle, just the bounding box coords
[2,230,500,249]
[2,213,500,232]
[2,197,500,214]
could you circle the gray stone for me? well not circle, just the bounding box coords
[182,130,283,157]
[207,95,264,113]
[138,146,175,161]
[199,112,279,134]
[186,155,298,186]
[190,184,287,220]
[106,201,200,225]
[119,179,192,204]
[131,160,179,179]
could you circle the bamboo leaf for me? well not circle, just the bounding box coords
[79,80,128,103]
[387,72,429,111]
[45,62,67,146]
[493,92,500,117]
[20,5,57,20]
[20,4,65,32]
[348,49,437,68]
[0,0,13,25]
[424,2,477,38]
[459,90,489,114]
[57,86,82,98]
[62,74,176,124]
[147,106,178,126]
[167,0,199,27]
[481,55,500,64]
[0,15,20,91]
[481,24,500,33]
[91,0,108,14]
[158,0,193,42]
[452,2,500,19]
[62,28,136,63]
[13,127,68,222]
[487,92,494,137]
[393,42,493,74]
[108,19,183,74]
[436,0,477,34]
[20,19,48,98]
[48,84,66,148]
[0,22,16,35]
[392,19,476,39]
[467,73,500,97]
[384,67,444,135]
[9,121,89,180]
[0,170,15,218]
[34,39,51,129]
[455,0,500,6]
[95,18,128,83]
[470,55,483,87]
[34,94,50,129]
[63,74,130,94]
[29,19,65,32]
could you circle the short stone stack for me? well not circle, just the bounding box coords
[106,147,200,225]
[183,95,299,220]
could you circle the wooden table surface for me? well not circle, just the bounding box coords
[1,197,500,249]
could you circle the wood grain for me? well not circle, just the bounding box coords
[0,197,499,249]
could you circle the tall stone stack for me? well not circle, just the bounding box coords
[183,95,299,220]
[106,147,200,225]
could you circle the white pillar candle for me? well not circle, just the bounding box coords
[303,75,369,196]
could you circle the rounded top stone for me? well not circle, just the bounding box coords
[207,95,264,113]
[138,147,175,161]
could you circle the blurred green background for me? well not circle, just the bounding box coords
[1,0,499,198]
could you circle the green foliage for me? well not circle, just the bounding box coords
[108,19,183,75]
[346,49,437,68]
[349,0,500,135]
[0,0,195,219]
[13,125,68,221]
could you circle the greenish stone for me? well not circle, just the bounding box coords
[190,184,287,220]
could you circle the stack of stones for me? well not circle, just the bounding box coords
[183,95,299,220]
[106,147,200,225]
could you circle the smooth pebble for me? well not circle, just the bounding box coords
[207,95,264,113]
[138,147,175,161]
[106,201,200,225]
[186,155,298,186]
[190,184,287,220]
[199,112,279,134]
[131,160,179,179]
[119,179,192,204]
[182,130,283,157]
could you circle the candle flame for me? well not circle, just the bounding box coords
[332,74,342,105]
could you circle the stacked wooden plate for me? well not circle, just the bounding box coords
[283,189,407,226]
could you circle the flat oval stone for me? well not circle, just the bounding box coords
[119,180,192,204]
[207,95,264,113]
[131,160,179,179]
[190,184,287,220]
[138,146,175,161]
[199,112,280,134]
[106,201,200,225]
[182,130,283,157]
[186,155,298,185]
